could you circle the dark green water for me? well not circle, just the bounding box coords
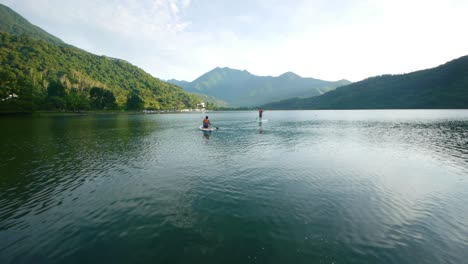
[1,110,468,264]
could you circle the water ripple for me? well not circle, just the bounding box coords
[1,111,468,263]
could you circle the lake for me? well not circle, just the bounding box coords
[1,110,467,264]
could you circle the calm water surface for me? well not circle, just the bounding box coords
[1,110,468,263]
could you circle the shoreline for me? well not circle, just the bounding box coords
[2,108,468,117]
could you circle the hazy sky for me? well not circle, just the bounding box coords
[2,0,468,82]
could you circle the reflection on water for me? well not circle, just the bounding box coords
[202,131,211,140]
[1,111,468,264]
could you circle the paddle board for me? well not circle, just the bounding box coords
[199,126,215,132]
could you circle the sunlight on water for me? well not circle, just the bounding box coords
[1,110,468,264]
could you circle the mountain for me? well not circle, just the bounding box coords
[167,79,191,89]
[0,4,65,46]
[263,56,468,109]
[0,4,200,112]
[168,67,351,107]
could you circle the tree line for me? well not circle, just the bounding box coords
[0,32,203,113]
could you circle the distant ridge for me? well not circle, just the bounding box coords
[263,55,468,109]
[168,67,351,107]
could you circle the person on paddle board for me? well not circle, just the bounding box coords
[203,116,211,128]
[258,108,264,119]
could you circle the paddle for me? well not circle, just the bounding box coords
[209,122,218,130]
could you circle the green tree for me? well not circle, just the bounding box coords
[66,89,90,111]
[0,68,17,100]
[126,91,144,110]
[47,80,66,110]
[89,87,116,110]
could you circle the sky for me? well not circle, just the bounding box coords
[2,0,468,82]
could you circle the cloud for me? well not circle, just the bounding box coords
[181,0,191,9]
[2,0,191,38]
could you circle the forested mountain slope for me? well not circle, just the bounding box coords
[264,56,468,109]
